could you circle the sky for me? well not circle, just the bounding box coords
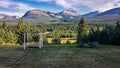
[0,0,120,17]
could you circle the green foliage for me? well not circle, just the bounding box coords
[17,18,25,45]
[66,40,71,44]
[2,21,9,31]
[0,38,4,45]
[0,29,5,45]
[25,22,31,31]
[0,19,119,45]
[88,21,120,45]
[52,30,60,44]
[77,17,89,42]
[0,28,17,46]
[113,21,120,45]
[25,23,33,42]
[33,24,37,32]
[17,18,25,32]
[4,30,17,43]
[32,24,39,42]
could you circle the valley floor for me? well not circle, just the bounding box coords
[0,44,120,68]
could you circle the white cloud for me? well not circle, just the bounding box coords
[0,0,35,16]
[0,11,23,17]
[15,3,35,12]
[36,0,75,9]
[36,0,120,12]
[115,1,120,7]
[79,0,120,12]
[56,0,71,8]
[0,0,120,16]
[0,0,12,8]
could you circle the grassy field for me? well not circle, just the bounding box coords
[0,44,120,68]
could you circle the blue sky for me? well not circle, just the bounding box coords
[0,0,120,17]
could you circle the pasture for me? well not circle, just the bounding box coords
[0,44,120,68]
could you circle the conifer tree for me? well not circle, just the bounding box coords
[53,30,60,44]
[26,22,31,31]
[17,18,25,32]
[32,24,38,42]
[0,22,17,45]
[33,24,37,32]
[113,21,120,45]
[17,18,25,45]
[2,21,9,31]
[77,17,89,42]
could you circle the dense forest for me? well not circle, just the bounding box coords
[0,17,120,46]
[77,17,120,45]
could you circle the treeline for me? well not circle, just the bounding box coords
[37,23,78,38]
[0,19,78,45]
[77,17,120,45]
[0,19,38,46]
[87,21,120,45]
[37,23,78,44]
[0,21,17,45]
[0,17,119,45]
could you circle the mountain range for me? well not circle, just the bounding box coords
[0,7,120,23]
[81,11,100,18]
[22,9,80,22]
[0,14,19,20]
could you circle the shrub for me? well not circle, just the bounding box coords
[78,41,84,47]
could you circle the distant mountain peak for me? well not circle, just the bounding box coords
[94,11,101,13]
[81,11,100,18]
[61,9,80,16]
[26,9,49,16]
[22,9,80,22]
[63,9,77,13]
[97,7,120,16]
[0,13,19,20]
[29,9,44,13]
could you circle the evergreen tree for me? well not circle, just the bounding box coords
[17,18,25,32]
[1,21,18,45]
[17,18,25,45]
[98,29,110,44]
[26,22,31,31]
[116,21,120,29]
[77,17,89,42]
[53,30,60,44]
[25,23,33,42]
[2,21,9,31]
[113,21,120,45]
[33,24,37,32]
[4,30,17,44]
[0,29,5,45]
[32,24,39,42]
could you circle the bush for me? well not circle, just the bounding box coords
[66,40,71,44]
[88,41,100,48]
[52,39,60,44]
[78,41,84,47]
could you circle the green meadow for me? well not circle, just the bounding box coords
[0,44,120,68]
